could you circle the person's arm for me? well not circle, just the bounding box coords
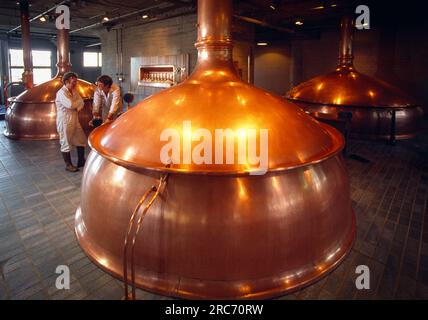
[92,89,102,117]
[75,92,84,112]
[55,88,73,110]
[107,86,121,120]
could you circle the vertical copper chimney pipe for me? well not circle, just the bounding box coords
[19,0,33,89]
[56,28,72,76]
[196,0,232,45]
[338,16,354,67]
[193,0,238,77]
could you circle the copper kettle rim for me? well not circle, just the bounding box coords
[88,121,344,175]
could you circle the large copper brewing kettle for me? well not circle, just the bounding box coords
[4,28,95,140]
[76,0,355,299]
[286,17,424,140]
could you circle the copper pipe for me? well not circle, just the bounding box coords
[19,0,33,89]
[338,16,354,67]
[56,28,72,76]
[124,169,169,300]
[192,0,239,82]
[3,82,24,109]
[196,0,232,45]
[123,186,156,300]
[129,180,165,300]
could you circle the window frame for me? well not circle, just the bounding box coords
[9,48,53,84]
[83,51,102,68]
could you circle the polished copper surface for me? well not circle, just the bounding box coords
[76,0,355,299]
[287,17,424,140]
[4,28,95,140]
[19,0,33,89]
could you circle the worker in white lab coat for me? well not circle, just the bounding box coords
[55,72,87,172]
[91,75,123,125]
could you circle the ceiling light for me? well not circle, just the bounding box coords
[257,42,268,46]
[331,4,337,7]
[39,16,47,22]
[295,20,304,26]
[312,5,325,10]
[102,16,109,22]
[269,5,276,10]
[142,14,149,19]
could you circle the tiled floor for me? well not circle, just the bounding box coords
[0,119,427,300]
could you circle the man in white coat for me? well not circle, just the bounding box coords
[55,72,87,172]
[91,75,123,125]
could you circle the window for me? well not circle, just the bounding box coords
[32,50,52,84]
[9,49,52,84]
[9,49,24,83]
[83,52,102,67]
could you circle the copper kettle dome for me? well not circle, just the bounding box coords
[4,26,95,140]
[76,0,355,299]
[287,17,424,140]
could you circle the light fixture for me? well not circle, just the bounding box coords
[16,0,32,6]
[331,4,337,7]
[312,5,325,10]
[295,20,304,26]
[102,16,109,22]
[142,14,148,19]
[257,42,268,46]
[39,15,47,22]
[270,0,280,10]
